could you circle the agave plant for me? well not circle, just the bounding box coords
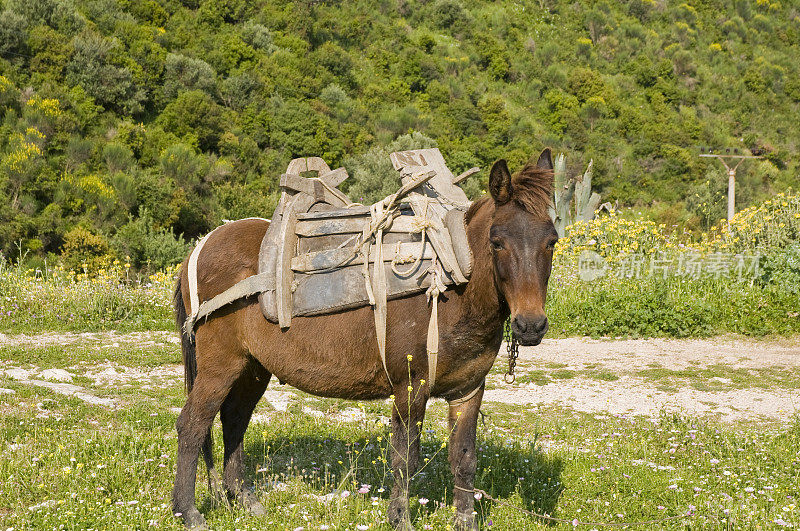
[549,155,601,237]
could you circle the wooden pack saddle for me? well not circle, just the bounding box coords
[256,148,475,328]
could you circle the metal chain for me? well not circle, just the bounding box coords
[503,320,519,384]
[471,488,695,528]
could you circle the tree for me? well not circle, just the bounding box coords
[0,10,28,57]
[66,32,145,114]
[156,91,228,152]
[162,53,217,102]
[582,96,607,131]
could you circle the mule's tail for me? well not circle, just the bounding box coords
[173,272,197,393]
[174,272,218,478]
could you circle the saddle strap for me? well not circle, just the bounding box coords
[370,201,391,386]
[185,272,275,335]
[425,260,446,390]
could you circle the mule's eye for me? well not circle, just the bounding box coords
[546,239,558,251]
[491,239,504,251]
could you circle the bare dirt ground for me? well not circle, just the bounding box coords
[0,330,179,348]
[1,332,798,422]
[484,336,800,422]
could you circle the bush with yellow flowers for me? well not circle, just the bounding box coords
[712,190,800,253]
[555,190,800,264]
[554,210,675,266]
[547,191,800,338]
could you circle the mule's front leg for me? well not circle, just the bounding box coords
[388,381,428,530]
[448,384,484,531]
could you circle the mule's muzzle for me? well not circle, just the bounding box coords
[511,315,548,346]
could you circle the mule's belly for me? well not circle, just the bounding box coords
[243,305,394,400]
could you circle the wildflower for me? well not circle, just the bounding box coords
[340,490,350,498]
[419,497,429,505]
[358,484,370,494]
[474,491,482,500]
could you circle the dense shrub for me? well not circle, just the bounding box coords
[60,226,113,274]
[112,210,191,270]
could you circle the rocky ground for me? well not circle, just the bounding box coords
[1,331,798,423]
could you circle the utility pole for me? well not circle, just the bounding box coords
[698,149,762,227]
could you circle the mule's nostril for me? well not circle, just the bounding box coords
[533,317,548,334]
[513,317,527,333]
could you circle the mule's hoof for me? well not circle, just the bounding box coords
[178,507,208,529]
[239,490,266,516]
[387,503,414,530]
[390,518,414,531]
[389,513,414,531]
[453,511,478,531]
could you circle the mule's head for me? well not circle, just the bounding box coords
[487,149,557,346]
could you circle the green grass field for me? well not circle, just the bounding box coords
[1,339,798,530]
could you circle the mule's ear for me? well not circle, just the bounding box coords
[535,147,553,170]
[489,159,513,204]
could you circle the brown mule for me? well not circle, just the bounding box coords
[171,149,558,529]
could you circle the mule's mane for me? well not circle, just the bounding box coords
[466,165,554,222]
[511,165,554,219]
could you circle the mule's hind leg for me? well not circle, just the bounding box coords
[173,358,247,529]
[220,359,271,515]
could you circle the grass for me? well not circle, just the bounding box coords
[546,272,800,339]
[635,365,800,391]
[0,342,180,369]
[1,381,799,529]
[0,264,174,333]
[1,342,799,529]
[2,257,799,339]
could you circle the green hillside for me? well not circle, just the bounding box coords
[0,0,798,268]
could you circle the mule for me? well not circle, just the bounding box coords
[172,149,558,529]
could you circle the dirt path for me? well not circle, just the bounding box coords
[0,330,179,348]
[1,332,798,422]
[516,336,800,371]
[484,336,800,422]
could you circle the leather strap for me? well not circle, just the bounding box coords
[447,381,483,406]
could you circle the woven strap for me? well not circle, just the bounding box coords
[184,272,275,334]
